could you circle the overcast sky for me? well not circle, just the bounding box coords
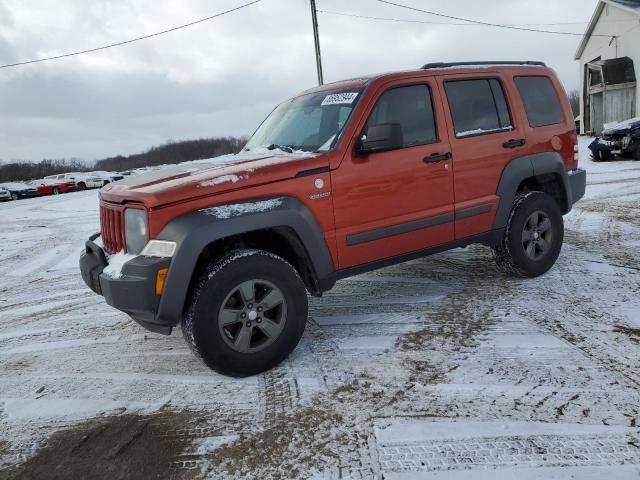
[0,0,600,163]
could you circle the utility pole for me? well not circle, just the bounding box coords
[309,0,324,85]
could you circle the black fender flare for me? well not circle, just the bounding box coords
[493,152,572,230]
[154,196,334,325]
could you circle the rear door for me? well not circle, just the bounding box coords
[332,79,455,269]
[437,74,527,239]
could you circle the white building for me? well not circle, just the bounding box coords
[575,0,640,134]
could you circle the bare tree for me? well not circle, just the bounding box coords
[1,136,247,183]
[567,89,580,118]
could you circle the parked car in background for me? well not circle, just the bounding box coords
[0,186,11,201]
[31,178,78,195]
[588,116,640,161]
[92,171,125,184]
[0,182,40,200]
[44,173,104,190]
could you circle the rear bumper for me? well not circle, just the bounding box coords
[568,168,586,205]
[79,233,173,335]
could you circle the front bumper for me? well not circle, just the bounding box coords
[79,233,173,335]
[568,168,586,205]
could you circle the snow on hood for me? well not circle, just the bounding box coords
[603,116,640,134]
[110,146,318,189]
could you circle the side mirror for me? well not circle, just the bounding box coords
[355,123,403,155]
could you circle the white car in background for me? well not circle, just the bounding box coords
[44,173,105,190]
[0,186,11,201]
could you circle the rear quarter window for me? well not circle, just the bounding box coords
[514,76,564,127]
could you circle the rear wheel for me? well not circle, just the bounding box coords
[52,187,60,195]
[493,191,564,277]
[77,182,86,191]
[182,249,308,377]
[11,193,18,201]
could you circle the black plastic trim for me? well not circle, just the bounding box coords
[295,166,330,177]
[455,203,493,220]
[568,168,586,204]
[332,229,504,282]
[422,61,546,69]
[154,196,335,326]
[346,212,454,246]
[493,152,572,229]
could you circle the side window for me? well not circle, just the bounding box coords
[514,76,564,127]
[366,84,437,148]
[444,79,513,138]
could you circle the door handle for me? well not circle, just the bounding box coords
[424,152,451,163]
[503,138,526,149]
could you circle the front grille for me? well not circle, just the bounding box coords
[100,204,126,253]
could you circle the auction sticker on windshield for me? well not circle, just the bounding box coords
[321,92,359,106]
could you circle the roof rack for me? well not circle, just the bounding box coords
[421,61,546,69]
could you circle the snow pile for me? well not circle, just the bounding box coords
[603,116,640,131]
[199,174,247,187]
[102,251,137,279]
[186,146,316,168]
[200,198,283,219]
[458,126,512,137]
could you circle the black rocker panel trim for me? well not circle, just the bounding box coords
[346,212,454,246]
[329,229,504,284]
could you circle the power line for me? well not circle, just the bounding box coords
[372,0,612,38]
[0,0,262,69]
[319,9,591,27]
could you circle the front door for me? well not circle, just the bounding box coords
[332,80,455,269]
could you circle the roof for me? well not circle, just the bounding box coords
[575,0,640,60]
[300,63,548,96]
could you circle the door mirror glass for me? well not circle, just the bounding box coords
[356,123,403,154]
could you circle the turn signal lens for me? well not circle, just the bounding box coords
[156,268,169,296]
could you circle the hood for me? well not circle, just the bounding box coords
[99,147,327,208]
[603,116,640,135]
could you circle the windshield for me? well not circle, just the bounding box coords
[244,88,364,153]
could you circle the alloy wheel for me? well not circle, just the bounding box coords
[218,279,287,353]
[522,210,553,260]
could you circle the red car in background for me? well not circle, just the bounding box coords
[31,179,78,196]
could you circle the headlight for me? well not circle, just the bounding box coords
[124,208,148,254]
[141,240,176,258]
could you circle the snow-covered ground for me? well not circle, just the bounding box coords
[1,137,639,479]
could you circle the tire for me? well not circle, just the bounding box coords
[11,193,18,201]
[492,191,564,278]
[632,142,640,161]
[52,187,60,195]
[182,249,308,377]
[77,182,86,191]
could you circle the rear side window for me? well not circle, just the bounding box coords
[444,79,513,138]
[366,84,437,147]
[514,76,564,127]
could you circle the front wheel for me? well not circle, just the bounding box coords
[52,187,60,195]
[493,191,564,278]
[182,249,308,377]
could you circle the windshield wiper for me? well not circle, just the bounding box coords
[267,143,294,153]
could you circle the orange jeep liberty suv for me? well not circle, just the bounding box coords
[80,61,586,376]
